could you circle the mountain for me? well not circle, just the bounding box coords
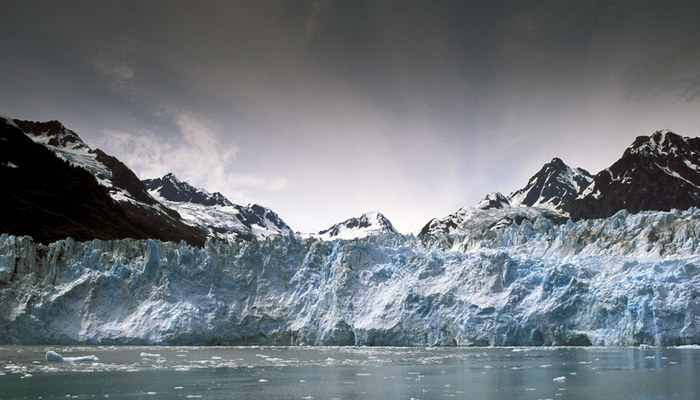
[508,157,593,211]
[315,211,398,240]
[477,192,511,210]
[6,118,206,245]
[0,117,154,243]
[420,159,591,236]
[143,173,292,242]
[2,207,698,346]
[143,173,231,207]
[419,202,566,236]
[568,130,700,220]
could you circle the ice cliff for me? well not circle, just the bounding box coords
[1,208,698,346]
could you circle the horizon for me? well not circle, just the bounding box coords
[2,1,700,233]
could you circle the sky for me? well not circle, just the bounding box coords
[2,0,700,234]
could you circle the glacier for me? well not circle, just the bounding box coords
[0,208,698,346]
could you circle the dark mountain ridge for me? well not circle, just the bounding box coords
[567,130,700,220]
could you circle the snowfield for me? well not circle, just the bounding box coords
[0,208,698,346]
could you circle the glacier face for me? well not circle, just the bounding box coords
[1,208,699,346]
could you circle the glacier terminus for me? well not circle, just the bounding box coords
[1,207,698,346]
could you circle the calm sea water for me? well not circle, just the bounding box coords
[1,346,698,399]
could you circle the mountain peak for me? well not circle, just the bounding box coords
[316,211,397,240]
[477,192,510,210]
[626,130,691,158]
[143,174,233,207]
[568,130,700,220]
[13,119,88,150]
[509,157,592,211]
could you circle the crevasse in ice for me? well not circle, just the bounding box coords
[1,208,698,346]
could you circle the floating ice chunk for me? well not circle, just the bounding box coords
[46,351,98,362]
[675,345,700,349]
[140,352,161,358]
[258,379,268,383]
[553,376,567,383]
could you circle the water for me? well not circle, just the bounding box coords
[1,346,699,399]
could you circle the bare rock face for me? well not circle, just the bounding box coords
[567,130,700,220]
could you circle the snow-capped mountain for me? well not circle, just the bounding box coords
[8,118,207,245]
[143,173,231,207]
[2,207,698,346]
[420,159,591,236]
[568,130,700,220]
[509,157,593,211]
[0,116,160,244]
[143,173,291,242]
[419,202,565,236]
[477,192,511,210]
[314,211,398,240]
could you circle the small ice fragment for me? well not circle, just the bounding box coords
[553,376,567,383]
[140,353,161,358]
[211,356,222,360]
[173,387,184,390]
[258,379,268,383]
[46,351,98,363]
[185,396,202,399]
[145,392,156,395]
[47,351,64,362]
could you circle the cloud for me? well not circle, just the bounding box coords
[94,111,287,203]
[94,60,136,95]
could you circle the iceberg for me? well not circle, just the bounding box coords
[1,208,699,346]
[45,350,98,362]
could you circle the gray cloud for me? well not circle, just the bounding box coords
[1,0,699,233]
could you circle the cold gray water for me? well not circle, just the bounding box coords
[1,346,699,399]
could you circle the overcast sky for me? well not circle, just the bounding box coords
[2,1,700,233]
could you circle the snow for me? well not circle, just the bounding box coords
[22,127,145,207]
[1,207,699,346]
[2,161,19,168]
[314,211,397,241]
[147,189,291,242]
[0,115,18,128]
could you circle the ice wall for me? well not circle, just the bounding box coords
[1,208,698,346]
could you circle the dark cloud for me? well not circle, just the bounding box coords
[1,0,699,232]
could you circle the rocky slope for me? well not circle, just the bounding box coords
[568,130,700,220]
[143,173,291,242]
[509,157,593,211]
[7,118,206,245]
[314,211,398,240]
